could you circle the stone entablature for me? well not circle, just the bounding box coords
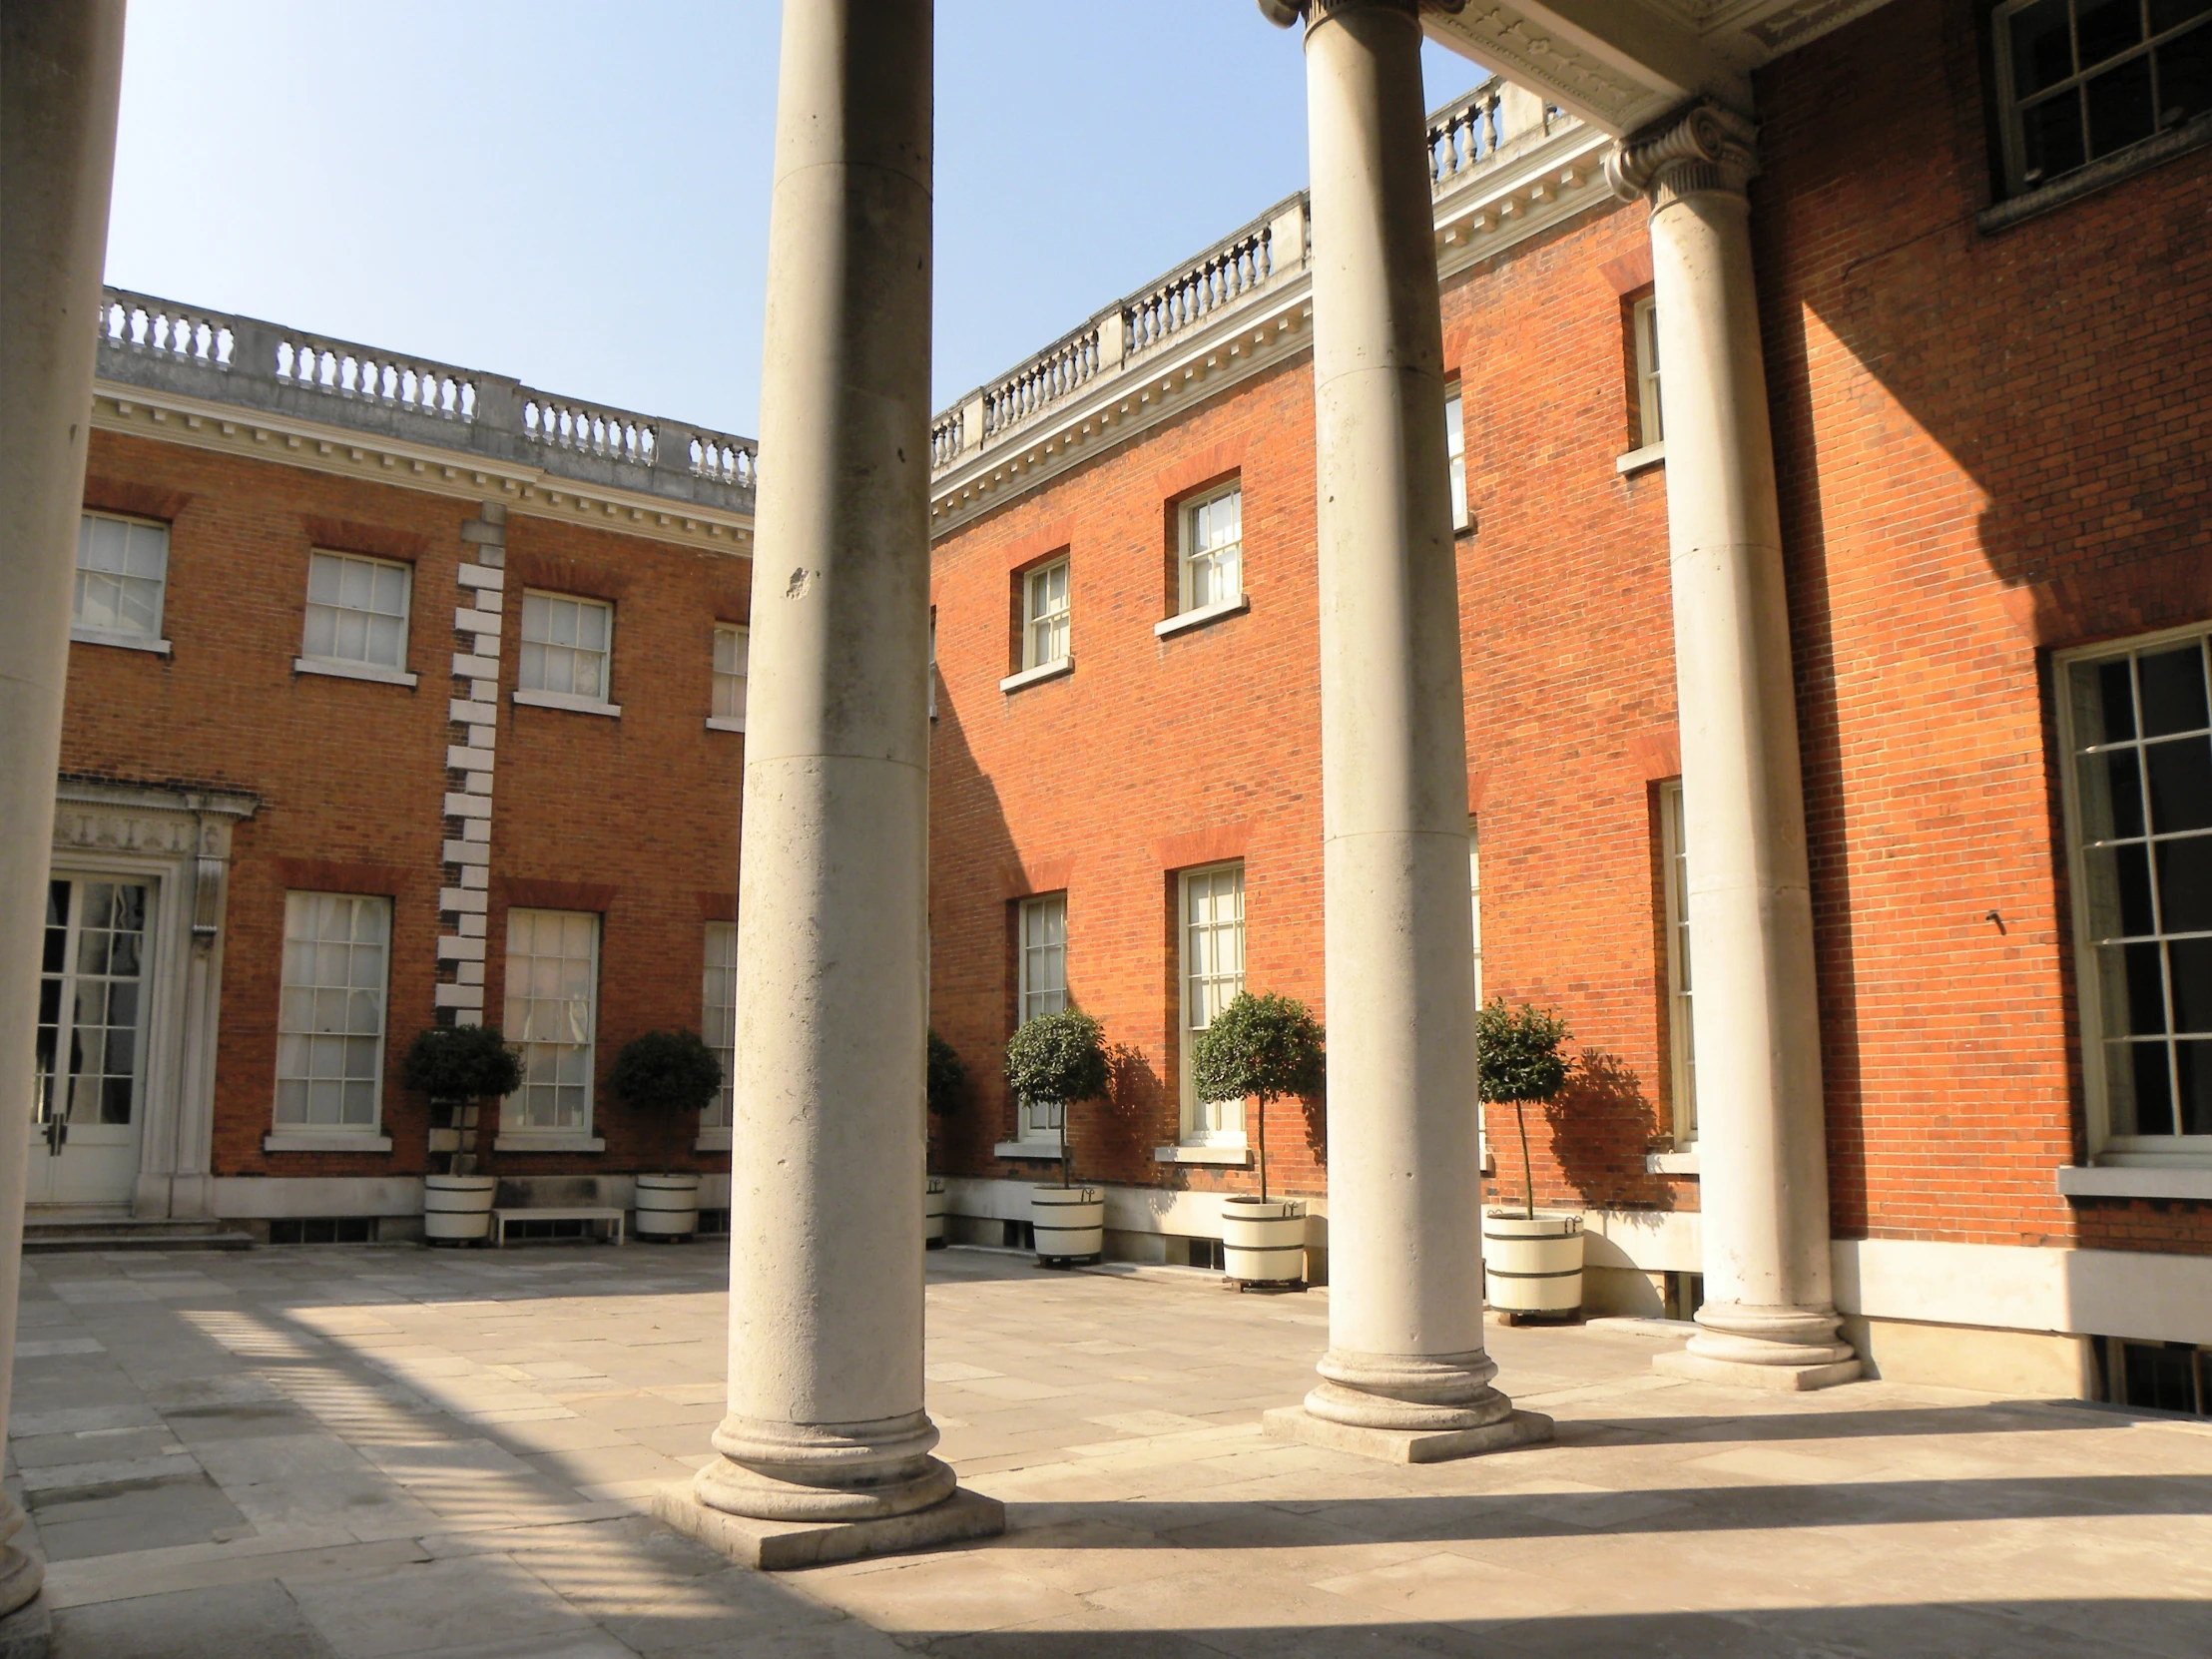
[926,76,1610,535]
[91,288,759,551]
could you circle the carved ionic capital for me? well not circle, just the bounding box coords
[1604,101,1758,208]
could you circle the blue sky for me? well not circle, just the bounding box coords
[107,2,1485,438]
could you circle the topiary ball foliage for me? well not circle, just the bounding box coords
[608,1029,724,1118]
[402,1024,523,1102]
[1475,998,1571,1104]
[926,1029,966,1117]
[1191,990,1325,1107]
[1002,1007,1108,1110]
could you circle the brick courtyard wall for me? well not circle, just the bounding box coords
[927,195,1696,1222]
[1756,0,2212,1253]
[61,430,748,1185]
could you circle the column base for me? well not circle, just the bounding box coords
[1654,1349,1863,1391]
[1263,1404,1553,1464]
[650,1482,1004,1571]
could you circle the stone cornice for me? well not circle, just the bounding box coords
[91,380,757,556]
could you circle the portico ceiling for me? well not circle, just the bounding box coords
[1418,0,1900,135]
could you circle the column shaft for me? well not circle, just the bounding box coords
[1611,107,1858,1382]
[696,0,952,1520]
[0,0,129,1615]
[1300,0,1515,1436]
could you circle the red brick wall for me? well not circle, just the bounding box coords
[62,431,748,1186]
[1756,0,2212,1252]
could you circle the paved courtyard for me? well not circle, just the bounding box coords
[7,1240,2209,1658]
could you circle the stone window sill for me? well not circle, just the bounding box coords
[1154,596,1250,640]
[999,658,1073,695]
[2058,1164,2212,1203]
[1616,441,1665,476]
[72,626,171,656]
[993,1139,1065,1161]
[513,689,621,718]
[294,656,418,689]
[1154,1142,1250,1166]
[705,715,746,734]
[1645,1150,1700,1175]
[493,1134,606,1153]
[1979,113,2212,237]
[264,1132,393,1153]
[695,1127,732,1152]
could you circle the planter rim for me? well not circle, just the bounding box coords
[637,1172,702,1186]
[1483,1208,1584,1227]
[1222,1194,1305,1212]
[424,1174,496,1189]
[1032,1183,1100,1200]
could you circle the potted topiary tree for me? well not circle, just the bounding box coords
[924,1029,964,1249]
[1003,1006,1109,1265]
[1475,997,1584,1317]
[1191,990,1325,1287]
[609,1030,724,1241]
[403,1023,523,1245]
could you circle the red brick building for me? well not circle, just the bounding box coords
[923,2,2212,1408]
[45,300,756,1237]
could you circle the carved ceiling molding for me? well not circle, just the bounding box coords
[1445,7,1658,131]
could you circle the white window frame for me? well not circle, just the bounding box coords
[516,590,621,717]
[709,624,749,733]
[500,907,604,1147]
[295,549,416,687]
[1992,0,2212,199]
[2058,622,2212,1165]
[701,919,737,1145]
[1470,818,1486,1169]
[1179,861,1247,1145]
[1178,484,1244,617]
[37,876,154,1134]
[1445,383,1470,533]
[1016,892,1068,1142]
[1023,558,1071,672]
[1633,295,1663,450]
[1659,782,1698,1147]
[273,892,391,1139]
[73,510,172,654]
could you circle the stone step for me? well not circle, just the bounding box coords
[24,1217,254,1253]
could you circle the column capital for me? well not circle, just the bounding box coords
[1604,100,1759,208]
[1258,0,1437,30]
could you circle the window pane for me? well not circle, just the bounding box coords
[2157,835,2212,932]
[2078,0,2145,65]
[2128,1040,2176,1134]
[2146,737,2212,831]
[2138,644,2209,736]
[2160,23,2212,125]
[2086,51,2158,156]
[2021,88,2089,182]
[2011,0,2077,96]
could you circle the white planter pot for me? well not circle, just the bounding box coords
[423,1174,496,1244]
[1031,1184,1103,1262]
[1483,1210,1584,1314]
[924,1177,946,1248]
[1221,1195,1307,1285]
[634,1173,702,1240]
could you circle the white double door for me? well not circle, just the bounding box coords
[31,874,151,1208]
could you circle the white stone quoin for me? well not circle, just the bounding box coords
[0,0,129,1622]
[1260,0,1548,1463]
[658,0,1002,1562]
[1606,104,1861,1390]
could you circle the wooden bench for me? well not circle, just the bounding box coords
[489,1206,625,1248]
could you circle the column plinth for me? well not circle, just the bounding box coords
[1610,104,1861,1391]
[694,1411,954,1522]
[1257,0,1549,1466]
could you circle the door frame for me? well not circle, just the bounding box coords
[47,782,256,1218]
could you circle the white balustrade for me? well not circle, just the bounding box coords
[1125,226,1273,360]
[690,431,759,489]
[97,292,234,367]
[276,336,477,420]
[522,396,655,464]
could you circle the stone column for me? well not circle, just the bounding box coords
[1606,106,1860,1390]
[1260,0,1546,1462]
[0,0,129,1622]
[654,0,1000,1569]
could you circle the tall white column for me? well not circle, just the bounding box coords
[0,0,129,1619]
[1261,0,1545,1462]
[1607,106,1860,1389]
[666,1,996,1559]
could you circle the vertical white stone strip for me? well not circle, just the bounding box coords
[1607,106,1860,1388]
[438,506,504,1031]
[0,0,129,1619]
[689,0,972,1527]
[1262,0,1544,1460]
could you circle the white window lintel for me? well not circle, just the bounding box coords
[513,688,622,718]
[71,626,172,655]
[1616,440,1667,476]
[1155,595,1251,640]
[705,715,747,734]
[999,657,1074,695]
[293,657,419,689]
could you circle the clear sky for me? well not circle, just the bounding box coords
[107,2,1487,439]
